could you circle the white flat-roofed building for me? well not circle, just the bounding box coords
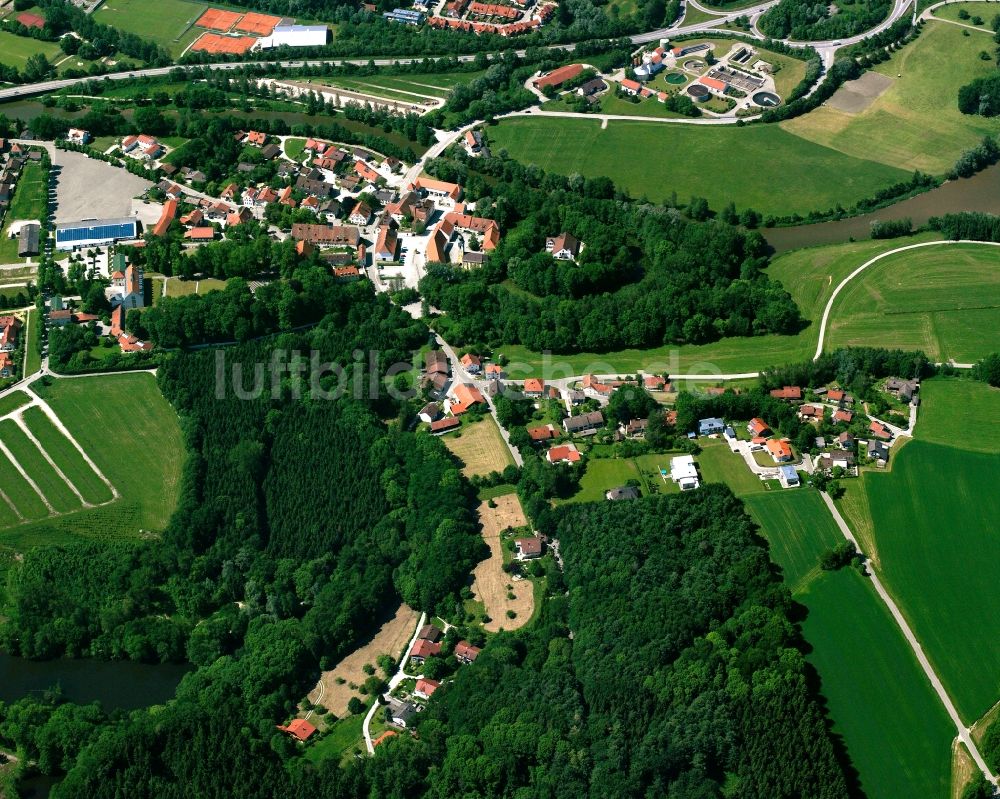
[670,455,700,491]
[256,24,329,49]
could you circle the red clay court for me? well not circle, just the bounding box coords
[233,11,282,34]
[195,8,243,31]
[191,32,257,54]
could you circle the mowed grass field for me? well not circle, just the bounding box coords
[930,2,1000,26]
[22,405,113,505]
[498,233,943,375]
[861,379,1000,722]
[0,419,81,513]
[95,0,207,56]
[0,391,31,418]
[826,243,1000,363]
[782,21,1000,173]
[748,489,954,799]
[561,453,680,503]
[487,116,910,217]
[0,30,61,70]
[442,416,514,478]
[40,373,185,531]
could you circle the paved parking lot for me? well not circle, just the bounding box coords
[50,148,152,224]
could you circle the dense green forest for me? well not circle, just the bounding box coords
[2,485,855,798]
[419,155,802,353]
[758,0,892,40]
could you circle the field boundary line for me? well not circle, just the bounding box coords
[821,492,999,788]
[0,436,54,514]
[13,413,91,507]
[0,488,24,521]
[28,393,120,500]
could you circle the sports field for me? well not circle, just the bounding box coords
[782,21,1000,173]
[498,233,944,375]
[442,416,514,478]
[488,116,910,217]
[95,0,208,56]
[825,243,1000,363]
[748,489,955,799]
[0,30,60,70]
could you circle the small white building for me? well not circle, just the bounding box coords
[670,455,700,491]
[778,465,800,488]
[67,128,90,145]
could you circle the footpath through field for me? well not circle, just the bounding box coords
[821,492,999,788]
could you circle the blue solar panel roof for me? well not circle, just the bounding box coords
[55,219,137,245]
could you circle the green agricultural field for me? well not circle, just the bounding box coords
[914,377,1000,453]
[23,309,40,377]
[825,243,1000,363]
[0,30,61,70]
[39,373,185,531]
[748,489,955,799]
[498,233,944,376]
[95,0,207,57]
[865,438,1000,722]
[488,116,910,217]
[0,161,48,262]
[0,419,81,514]
[743,490,839,591]
[802,569,954,799]
[782,21,1000,173]
[0,391,31,418]
[21,406,114,505]
[0,463,49,522]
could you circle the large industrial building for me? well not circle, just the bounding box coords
[255,24,329,49]
[55,218,139,250]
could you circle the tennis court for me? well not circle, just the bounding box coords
[191,32,257,53]
[234,11,281,34]
[196,7,241,30]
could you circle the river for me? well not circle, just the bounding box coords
[763,164,1000,253]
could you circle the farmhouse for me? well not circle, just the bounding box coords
[0,316,22,352]
[869,421,893,441]
[778,465,800,488]
[515,537,543,559]
[430,417,461,435]
[546,443,581,464]
[409,639,442,663]
[276,719,316,742]
[534,63,584,90]
[747,417,770,437]
[456,353,480,374]
[769,386,802,401]
[410,177,463,203]
[799,404,823,420]
[447,382,485,415]
[545,232,582,261]
[766,439,793,463]
[867,439,890,462]
[670,455,700,491]
[291,224,361,247]
[425,350,449,377]
[417,624,442,643]
[698,417,724,436]
[454,641,481,664]
[414,679,440,699]
[374,224,399,262]
[563,410,604,436]
[886,377,919,402]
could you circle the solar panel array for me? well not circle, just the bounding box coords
[56,220,137,247]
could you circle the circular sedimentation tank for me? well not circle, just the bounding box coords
[687,84,710,101]
[752,91,781,107]
[665,72,687,85]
